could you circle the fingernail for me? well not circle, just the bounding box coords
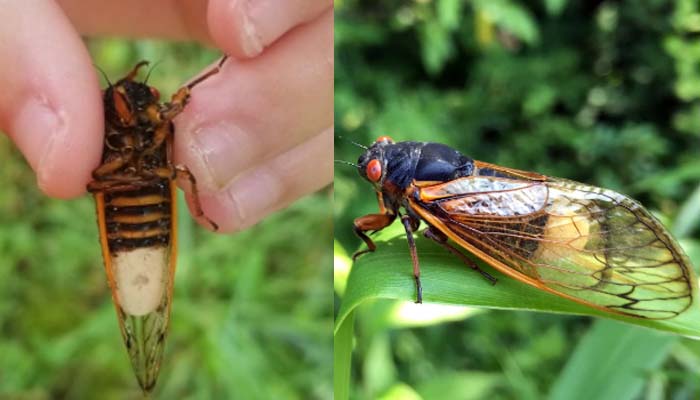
[192,121,253,189]
[238,2,264,56]
[12,96,65,191]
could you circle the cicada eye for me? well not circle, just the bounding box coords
[112,89,133,123]
[366,159,382,182]
[376,135,394,144]
[149,86,160,100]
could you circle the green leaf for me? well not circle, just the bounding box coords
[473,0,540,45]
[548,321,675,400]
[674,182,700,238]
[335,223,700,338]
[334,310,355,400]
[544,0,568,16]
[416,371,502,400]
[419,19,453,75]
[334,240,352,296]
[378,383,422,400]
[364,332,398,397]
[437,0,464,30]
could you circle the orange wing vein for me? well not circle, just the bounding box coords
[409,174,696,319]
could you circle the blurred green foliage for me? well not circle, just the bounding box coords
[0,39,332,399]
[335,1,700,399]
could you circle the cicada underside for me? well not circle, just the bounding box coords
[87,57,226,392]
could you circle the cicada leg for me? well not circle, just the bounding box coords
[87,179,149,193]
[90,152,134,180]
[184,55,228,90]
[352,213,396,260]
[353,208,425,303]
[174,165,219,231]
[161,55,229,120]
[400,214,424,303]
[125,60,150,81]
[423,227,497,285]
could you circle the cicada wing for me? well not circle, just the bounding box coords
[411,175,696,319]
[94,183,177,392]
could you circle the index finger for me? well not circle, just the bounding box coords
[0,0,102,198]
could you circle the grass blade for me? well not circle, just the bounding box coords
[335,224,700,338]
[334,310,355,400]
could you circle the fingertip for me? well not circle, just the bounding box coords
[10,97,85,199]
[187,170,281,234]
[207,0,333,59]
[0,0,103,198]
[11,68,103,199]
[184,128,333,233]
[208,0,262,58]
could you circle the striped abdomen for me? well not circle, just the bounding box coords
[94,178,177,390]
[103,180,173,252]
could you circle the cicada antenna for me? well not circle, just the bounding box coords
[334,160,359,168]
[94,64,112,88]
[337,135,368,150]
[144,59,163,84]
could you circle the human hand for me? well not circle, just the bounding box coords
[0,0,333,232]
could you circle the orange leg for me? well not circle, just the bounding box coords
[126,60,150,81]
[87,178,151,193]
[185,55,228,90]
[352,213,396,260]
[161,55,229,120]
[353,206,426,302]
[175,165,219,231]
[138,122,172,161]
[150,122,170,150]
[91,152,134,179]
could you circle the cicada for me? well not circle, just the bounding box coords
[353,136,697,320]
[87,58,225,392]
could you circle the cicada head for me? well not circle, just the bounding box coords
[357,136,394,189]
[104,61,161,128]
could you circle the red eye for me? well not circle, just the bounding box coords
[366,159,382,182]
[112,90,133,123]
[150,87,160,100]
[376,135,394,144]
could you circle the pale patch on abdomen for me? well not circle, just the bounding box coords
[112,247,169,316]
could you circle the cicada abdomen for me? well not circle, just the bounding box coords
[93,179,177,391]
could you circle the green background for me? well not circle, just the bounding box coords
[335,1,700,399]
[0,40,332,399]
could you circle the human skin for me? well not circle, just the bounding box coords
[0,0,333,232]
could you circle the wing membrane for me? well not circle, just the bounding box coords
[411,176,696,319]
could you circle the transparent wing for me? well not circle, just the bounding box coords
[412,175,696,319]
